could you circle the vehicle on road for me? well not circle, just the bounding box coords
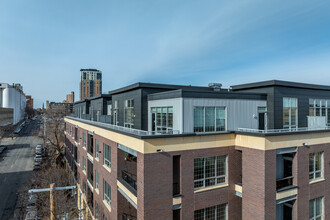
[33,164,41,170]
[34,155,42,162]
[0,145,7,154]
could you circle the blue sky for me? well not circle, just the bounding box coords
[1,0,330,108]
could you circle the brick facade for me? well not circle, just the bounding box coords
[64,121,330,220]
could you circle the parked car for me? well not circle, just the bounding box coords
[34,155,42,162]
[0,146,7,154]
[33,164,41,171]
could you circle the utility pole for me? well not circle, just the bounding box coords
[28,184,76,220]
[50,183,56,220]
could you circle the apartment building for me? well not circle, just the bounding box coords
[80,69,102,100]
[64,80,330,220]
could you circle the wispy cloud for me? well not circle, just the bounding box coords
[0,0,330,107]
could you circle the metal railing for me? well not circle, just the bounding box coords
[276,176,293,190]
[66,116,180,136]
[237,126,330,134]
[122,170,137,191]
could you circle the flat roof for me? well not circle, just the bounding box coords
[148,89,267,101]
[109,82,223,95]
[80,69,101,72]
[231,80,330,91]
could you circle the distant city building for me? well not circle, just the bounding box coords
[80,69,102,100]
[46,100,50,110]
[63,91,75,104]
[49,102,73,114]
[0,83,26,124]
[26,95,34,109]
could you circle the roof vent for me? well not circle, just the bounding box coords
[208,83,222,92]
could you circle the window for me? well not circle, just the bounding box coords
[95,171,99,189]
[83,157,87,171]
[113,100,118,125]
[95,201,100,220]
[96,139,99,159]
[309,152,323,181]
[78,151,80,164]
[310,197,323,220]
[83,133,86,148]
[194,155,227,189]
[104,180,111,206]
[194,204,227,220]
[194,107,226,132]
[309,99,330,125]
[151,107,173,133]
[124,99,134,128]
[104,144,111,168]
[283,97,298,129]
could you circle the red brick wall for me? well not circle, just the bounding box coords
[241,147,276,220]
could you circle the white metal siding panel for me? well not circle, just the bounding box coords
[148,98,183,132]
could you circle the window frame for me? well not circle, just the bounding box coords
[309,197,323,220]
[103,144,111,168]
[194,203,227,220]
[95,171,99,189]
[103,179,111,207]
[194,155,227,190]
[95,139,99,159]
[150,106,174,133]
[193,106,227,132]
[124,99,134,128]
[309,152,323,181]
[283,97,298,129]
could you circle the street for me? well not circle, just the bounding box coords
[0,119,42,219]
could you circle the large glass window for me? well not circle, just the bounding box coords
[124,99,134,128]
[309,197,323,220]
[95,171,99,189]
[309,99,330,125]
[194,155,227,189]
[95,139,99,159]
[104,144,111,168]
[194,107,226,132]
[309,152,323,181]
[83,133,87,148]
[194,204,227,220]
[151,107,173,133]
[283,97,298,129]
[83,157,86,171]
[113,100,118,125]
[104,180,111,207]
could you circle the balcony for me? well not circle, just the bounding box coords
[237,126,330,134]
[276,176,293,191]
[122,171,137,192]
[66,116,180,136]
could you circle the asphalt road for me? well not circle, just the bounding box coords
[0,118,42,220]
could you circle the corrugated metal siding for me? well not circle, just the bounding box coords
[183,98,267,132]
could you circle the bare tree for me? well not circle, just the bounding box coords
[32,167,77,219]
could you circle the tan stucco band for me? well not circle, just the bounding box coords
[173,196,182,206]
[276,188,298,200]
[65,118,330,153]
[235,184,242,194]
[117,180,138,205]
